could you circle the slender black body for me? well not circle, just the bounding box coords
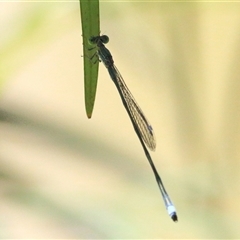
[89,35,177,222]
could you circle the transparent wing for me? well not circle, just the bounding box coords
[109,65,156,151]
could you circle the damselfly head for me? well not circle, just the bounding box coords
[88,35,109,45]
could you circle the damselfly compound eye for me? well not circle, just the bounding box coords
[88,36,99,45]
[100,35,109,44]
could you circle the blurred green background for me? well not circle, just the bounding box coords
[1,1,240,238]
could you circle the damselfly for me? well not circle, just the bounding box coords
[89,35,177,222]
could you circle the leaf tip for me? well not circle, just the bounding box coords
[87,113,92,119]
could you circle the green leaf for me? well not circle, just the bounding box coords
[79,0,100,118]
